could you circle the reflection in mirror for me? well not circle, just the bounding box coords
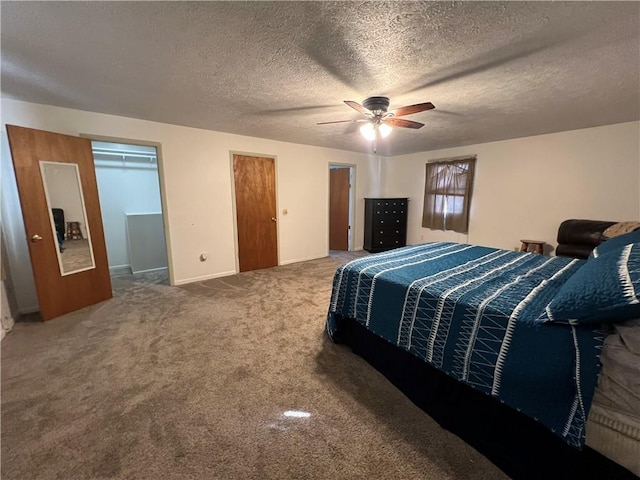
[39,161,96,276]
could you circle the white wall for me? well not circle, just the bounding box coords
[383,121,640,253]
[5,98,636,315]
[1,99,380,313]
[95,158,163,269]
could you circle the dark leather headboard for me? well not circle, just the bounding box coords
[556,219,616,259]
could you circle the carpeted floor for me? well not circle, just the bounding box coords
[59,238,93,273]
[1,253,507,479]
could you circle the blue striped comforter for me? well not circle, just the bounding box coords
[327,242,604,448]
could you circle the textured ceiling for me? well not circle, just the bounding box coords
[2,1,639,156]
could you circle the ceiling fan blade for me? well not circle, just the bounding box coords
[393,102,435,117]
[344,100,372,116]
[383,118,425,129]
[317,119,367,125]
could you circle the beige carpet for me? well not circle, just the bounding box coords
[1,253,507,479]
[59,238,93,273]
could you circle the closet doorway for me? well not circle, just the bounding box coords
[329,164,354,251]
[90,139,171,285]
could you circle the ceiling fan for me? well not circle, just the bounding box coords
[317,96,435,140]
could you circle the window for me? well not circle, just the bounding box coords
[422,156,476,233]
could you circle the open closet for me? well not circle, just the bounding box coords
[92,141,169,282]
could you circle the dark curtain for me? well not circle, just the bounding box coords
[422,157,476,233]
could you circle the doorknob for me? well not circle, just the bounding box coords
[271,217,277,222]
[31,234,43,242]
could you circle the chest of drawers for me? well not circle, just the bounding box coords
[363,198,408,253]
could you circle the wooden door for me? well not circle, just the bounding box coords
[233,155,278,272]
[329,167,350,250]
[7,125,112,320]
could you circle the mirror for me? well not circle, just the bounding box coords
[39,161,96,276]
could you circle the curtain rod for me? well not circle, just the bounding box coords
[426,154,476,164]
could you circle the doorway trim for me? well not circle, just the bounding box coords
[328,162,356,252]
[228,150,280,273]
[79,133,175,286]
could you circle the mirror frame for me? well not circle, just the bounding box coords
[39,161,97,276]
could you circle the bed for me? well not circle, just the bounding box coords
[326,232,640,479]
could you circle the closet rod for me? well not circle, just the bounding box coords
[92,149,156,161]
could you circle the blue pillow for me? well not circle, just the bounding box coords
[589,228,640,260]
[543,243,640,325]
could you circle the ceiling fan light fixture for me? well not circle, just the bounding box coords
[379,123,392,138]
[322,96,434,142]
[359,123,376,141]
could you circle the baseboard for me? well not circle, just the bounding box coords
[18,305,39,315]
[109,265,132,276]
[174,256,331,285]
[280,255,325,265]
[131,266,168,275]
[173,270,236,285]
[14,307,41,324]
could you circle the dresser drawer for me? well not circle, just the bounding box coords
[373,216,407,228]
[372,199,407,208]
[372,204,407,217]
[372,227,404,238]
[373,237,406,249]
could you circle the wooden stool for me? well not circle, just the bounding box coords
[520,239,544,254]
[66,221,83,240]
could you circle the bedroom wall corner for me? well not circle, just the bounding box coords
[383,121,640,253]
